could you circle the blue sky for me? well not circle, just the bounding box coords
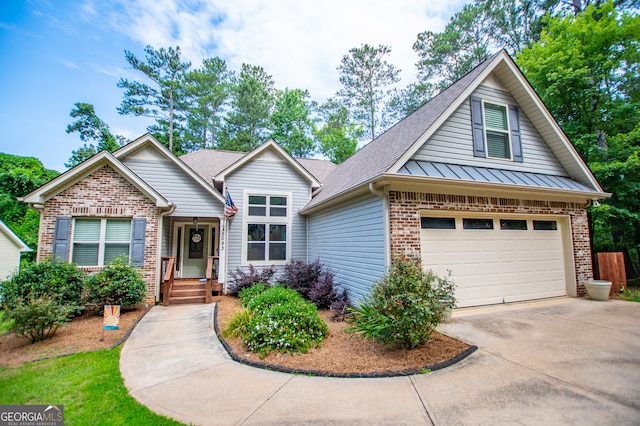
[0,0,465,172]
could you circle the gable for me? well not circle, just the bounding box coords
[410,75,568,177]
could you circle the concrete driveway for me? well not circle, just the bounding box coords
[121,298,640,425]
[431,297,640,424]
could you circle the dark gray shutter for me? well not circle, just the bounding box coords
[130,218,146,267]
[470,97,486,157]
[509,105,523,163]
[52,216,71,260]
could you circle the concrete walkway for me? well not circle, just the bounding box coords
[120,298,640,425]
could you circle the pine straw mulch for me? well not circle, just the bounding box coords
[0,306,148,367]
[213,295,475,377]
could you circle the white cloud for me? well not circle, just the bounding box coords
[86,0,467,101]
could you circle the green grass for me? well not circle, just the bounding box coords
[0,310,15,335]
[0,347,184,425]
[620,287,640,302]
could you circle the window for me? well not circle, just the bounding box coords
[245,194,290,263]
[72,218,131,266]
[484,102,511,159]
[533,220,558,231]
[421,217,456,229]
[500,219,528,230]
[463,218,494,230]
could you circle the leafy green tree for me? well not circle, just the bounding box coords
[183,57,233,150]
[413,2,493,90]
[383,82,436,129]
[65,102,125,168]
[314,98,363,164]
[517,2,640,159]
[117,45,191,153]
[337,44,400,141]
[219,64,276,152]
[269,88,316,157]
[0,154,59,259]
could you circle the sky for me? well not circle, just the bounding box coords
[0,0,467,172]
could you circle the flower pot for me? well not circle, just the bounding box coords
[584,280,612,301]
[441,307,453,323]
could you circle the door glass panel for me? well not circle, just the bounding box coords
[463,218,494,230]
[500,219,527,230]
[421,217,456,229]
[533,220,558,230]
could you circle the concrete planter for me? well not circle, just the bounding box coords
[584,280,612,301]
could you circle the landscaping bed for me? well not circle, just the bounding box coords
[214,295,472,376]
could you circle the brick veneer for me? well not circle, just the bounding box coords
[38,166,160,303]
[388,191,593,296]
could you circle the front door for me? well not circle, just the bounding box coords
[182,224,209,278]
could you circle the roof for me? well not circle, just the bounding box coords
[399,161,595,192]
[301,50,605,213]
[20,149,172,208]
[180,145,337,185]
[0,220,31,252]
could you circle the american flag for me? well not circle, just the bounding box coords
[224,190,238,217]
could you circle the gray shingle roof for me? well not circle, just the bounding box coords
[180,149,336,185]
[302,51,502,212]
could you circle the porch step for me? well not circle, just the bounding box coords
[169,279,207,305]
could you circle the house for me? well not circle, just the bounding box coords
[0,219,32,280]
[21,50,609,307]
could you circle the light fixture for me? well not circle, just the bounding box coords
[591,199,600,207]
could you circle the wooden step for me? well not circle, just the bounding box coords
[169,295,207,304]
[170,288,206,297]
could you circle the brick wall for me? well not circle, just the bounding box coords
[388,191,593,296]
[39,166,160,303]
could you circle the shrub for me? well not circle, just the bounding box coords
[282,259,350,311]
[346,257,456,349]
[82,256,147,311]
[244,299,328,357]
[0,258,85,312]
[6,295,75,343]
[228,265,276,296]
[244,285,305,314]
[0,310,15,335]
[238,282,269,307]
[329,289,350,321]
[237,286,328,357]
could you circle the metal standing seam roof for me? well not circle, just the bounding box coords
[398,160,595,192]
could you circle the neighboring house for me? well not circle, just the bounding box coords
[0,220,32,280]
[21,50,609,307]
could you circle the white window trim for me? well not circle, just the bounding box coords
[482,100,513,160]
[71,218,131,267]
[241,190,293,266]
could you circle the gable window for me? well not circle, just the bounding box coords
[72,218,131,266]
[245,194,290,263]
[470,96,523,162]
[484,102,511,159]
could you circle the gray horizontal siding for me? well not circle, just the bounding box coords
[412,83,568,176]
[225,158,312,275]
[122,158,224,217]
[307,194,386,303]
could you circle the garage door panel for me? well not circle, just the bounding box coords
[421,215,567,307]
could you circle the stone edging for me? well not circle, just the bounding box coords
[213,302,478,378]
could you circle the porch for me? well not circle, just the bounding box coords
[160,256,223,305]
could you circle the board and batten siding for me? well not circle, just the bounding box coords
[122,156,223,217]
[307,194,386,303]
[411,81,568,176]
[224,157,312,274]
[0,232,22,280]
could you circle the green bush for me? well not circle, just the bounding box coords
[245,300,328,357]
[82,256,147,310]
[234,286,328,357]
[0,258,85,312]
[347,257,456,349]
[0,310,15,335]
[244,285,305,314]
[6,295,75,343]
[238,282,269,307]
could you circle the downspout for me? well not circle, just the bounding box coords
[31,203,45,263]
[369,182,391,267]
[156,204,176,303]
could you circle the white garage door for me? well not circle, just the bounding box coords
[420,215,567,307]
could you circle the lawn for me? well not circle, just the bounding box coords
[0,347,183,425]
